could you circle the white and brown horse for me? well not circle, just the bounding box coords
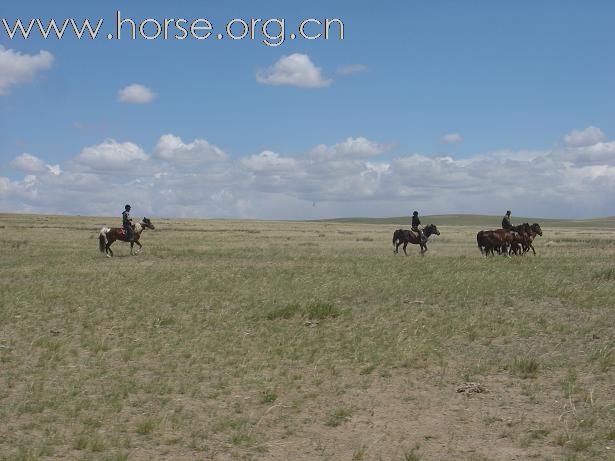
[98,217,155,257]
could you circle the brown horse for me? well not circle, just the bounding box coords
[478,223,543,256]
[507,223,544,255]
[520,223,543,255]
[98,217,155,257]
[392,224,440,256]
[477,228,515,256]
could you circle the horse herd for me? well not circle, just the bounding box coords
[98,218,542,258]
[392,222,543,257]
[476,223,543,256]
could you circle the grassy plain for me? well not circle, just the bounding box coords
[0,213,614,460]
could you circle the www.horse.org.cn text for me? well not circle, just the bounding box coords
[1,11,345,47]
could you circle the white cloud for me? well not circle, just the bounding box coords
[11,153,62,176]
[3,132,615,219]
[336,64,368,75]
[564,126,605,147]
[311,137,389,158]
[74,139,148,171]
[256,54,331,88]
[11,153,47,173]
[241,150,298,172]
[555,141,615,166]
[118,84,156,104]
[441,133,463,144]
[46,164,62,176]
[155,134,228,165]
[0,177,10,195]
[0,46,54,95]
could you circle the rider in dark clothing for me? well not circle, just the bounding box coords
[411,211,426,243]
[502,210,513,230]
[122,204,134,242]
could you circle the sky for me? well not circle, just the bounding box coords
[1,0,615,219]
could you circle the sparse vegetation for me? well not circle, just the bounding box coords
[509,356,541,378]
[0,213,613,460]
[326,406,353,427]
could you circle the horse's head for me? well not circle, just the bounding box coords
[141,217,155,230]
[425,224,440,237]
[530,223,542,236]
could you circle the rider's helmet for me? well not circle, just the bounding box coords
[413,211,418,216]
[506,210,511,215]
[125,204,131,210]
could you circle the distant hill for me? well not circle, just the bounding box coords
[1,212,614,229]
[317,214,615,228]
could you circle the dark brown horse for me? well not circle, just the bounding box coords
[393,224,440,256]
[507,223,544,255]
[477,228,516,256]
[518,223,543,255]
[98,217,155,257]
[477,223,543,256]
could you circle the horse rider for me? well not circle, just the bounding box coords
[122,204,134,242]
[411,211,426,243]
[502,210,514,231]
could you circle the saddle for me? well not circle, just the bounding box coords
[118,227,134,238]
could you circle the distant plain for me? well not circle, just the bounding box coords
[1,213,614,460]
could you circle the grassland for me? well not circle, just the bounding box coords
[0,213,614,460]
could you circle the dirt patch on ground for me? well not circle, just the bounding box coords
[249,370,565,461]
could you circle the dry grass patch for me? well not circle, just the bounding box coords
[0,214,614,460]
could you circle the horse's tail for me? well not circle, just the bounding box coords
[99,227,110,253]
[392,229,399,247]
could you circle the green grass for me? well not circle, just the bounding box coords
[325,406,353,427]
[509,356,541,379]
[0,213,614,460]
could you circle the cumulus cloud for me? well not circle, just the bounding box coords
[46,164,62,176]
[311,137,390,158]
[241,150,299,172]
[73,139,148,171]
[555,141,615,166]
[11,153,47,173]
[118,84,156,104]
[336,64,368,75]
[11,153,62,176]
[3,132,615,219]
[441,133,463,144]
[564,126,605,147]
[155,134,228,165]
[0,46,54,95]
[256,54,331,88]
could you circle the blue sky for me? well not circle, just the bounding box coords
[1,1,615,219]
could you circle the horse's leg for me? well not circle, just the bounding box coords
[403,242,408,256]
[107,243,113,257]
[530,243,536,255]
[130,241,134,255]
[134,240,142,255]
[420,244,427,256]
